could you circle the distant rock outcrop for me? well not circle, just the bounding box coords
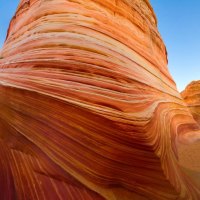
[182,81,200,125]
[0,0,200,199]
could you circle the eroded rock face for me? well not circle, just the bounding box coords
[179,81,200,183]
[182,81,200,125]
[0,0,200,199]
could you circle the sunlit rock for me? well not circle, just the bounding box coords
[0,0,200,199]
[182,81,200,125]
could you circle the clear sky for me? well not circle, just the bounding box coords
[0,1,199,91]
[150,0,200,91]
[0,0,19,46]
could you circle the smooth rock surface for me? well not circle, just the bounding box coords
[0,0,200,199]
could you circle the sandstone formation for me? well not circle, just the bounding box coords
[178,81,200,176]
[1,0,200,199]
[182,81,200,125]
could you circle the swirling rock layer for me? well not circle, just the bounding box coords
[1,0,200,199]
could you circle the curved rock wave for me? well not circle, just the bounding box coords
[0,0,200,199]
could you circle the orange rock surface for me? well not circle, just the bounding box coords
[0,0,200,199]
[182,81,200,125]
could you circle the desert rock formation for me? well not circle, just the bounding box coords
[0,0,200,199]
[179,81,200,176]
[182,81,200,125]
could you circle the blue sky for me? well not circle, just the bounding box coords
[0,0,19,46]
[0,1,199,91]
[150,0,200,91]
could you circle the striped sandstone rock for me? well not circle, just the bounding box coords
[0,0,200,199]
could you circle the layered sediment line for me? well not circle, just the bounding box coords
[0,0,200,199]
